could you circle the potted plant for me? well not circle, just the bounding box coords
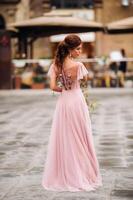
[32,74,45,89]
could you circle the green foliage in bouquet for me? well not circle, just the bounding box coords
[51,78,100,113]
[80,79,100,114]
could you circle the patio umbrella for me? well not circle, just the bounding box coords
[6,27,19,38]
[7,15,104,58]
[106,16,133,34]
[7,15,104,37]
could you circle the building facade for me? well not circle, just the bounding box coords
[0,0,51,58]
[0,0,133,59]
[95,0,133,59]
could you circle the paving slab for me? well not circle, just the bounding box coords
[0,89,133,200]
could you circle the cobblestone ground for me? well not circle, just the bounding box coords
[0,89,133,200]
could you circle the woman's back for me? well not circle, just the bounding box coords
[48,61,88,91]
[58,59,79,90]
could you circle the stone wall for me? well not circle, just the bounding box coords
[0,0,132,60]
[0,0,51,58]
[95,0,133,60]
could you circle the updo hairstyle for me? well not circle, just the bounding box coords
[54,34,82,71]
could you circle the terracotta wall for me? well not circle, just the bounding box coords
[95,0,133,59]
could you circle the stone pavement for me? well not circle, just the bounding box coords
[0,88,133,200]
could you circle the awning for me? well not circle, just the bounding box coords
[7,16,103,37]
[107,16,133,34]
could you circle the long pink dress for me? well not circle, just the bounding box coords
[42,62,103,192]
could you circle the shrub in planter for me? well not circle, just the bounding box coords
[32,75,45,89]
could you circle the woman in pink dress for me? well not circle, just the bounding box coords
[42,34,103,192]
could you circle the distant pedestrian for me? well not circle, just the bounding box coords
[33,63,44,75]
[119,48,127,74]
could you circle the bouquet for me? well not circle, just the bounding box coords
[80,79,100,114]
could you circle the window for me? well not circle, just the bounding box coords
[0,0,20,3]
[0,15,6,29]
[93,0,103,7]
[121,0,130,6]
[51,0,95,8]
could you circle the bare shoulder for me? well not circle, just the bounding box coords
[75,61,84,66]
[63,61,77,71]
[74,61,85,71]
[69,60,83,68]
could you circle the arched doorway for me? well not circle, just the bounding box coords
[0,15,6,29]
[0,14,12,89]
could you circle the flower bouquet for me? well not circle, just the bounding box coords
[80,79,100,114]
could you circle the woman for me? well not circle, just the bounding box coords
[42,34,103,192]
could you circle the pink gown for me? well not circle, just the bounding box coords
[42,62,103,192]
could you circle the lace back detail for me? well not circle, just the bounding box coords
[57,67,78,90]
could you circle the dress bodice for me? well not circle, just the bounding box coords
[47,61,89,91]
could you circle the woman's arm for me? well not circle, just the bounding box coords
[49,74,62,92]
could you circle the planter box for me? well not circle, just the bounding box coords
[15,76,21,89]
[32,83,45,89]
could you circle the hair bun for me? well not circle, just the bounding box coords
[54,34,81,70]
[60,40,69,48]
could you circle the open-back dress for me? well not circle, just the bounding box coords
[42,62,103,192]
